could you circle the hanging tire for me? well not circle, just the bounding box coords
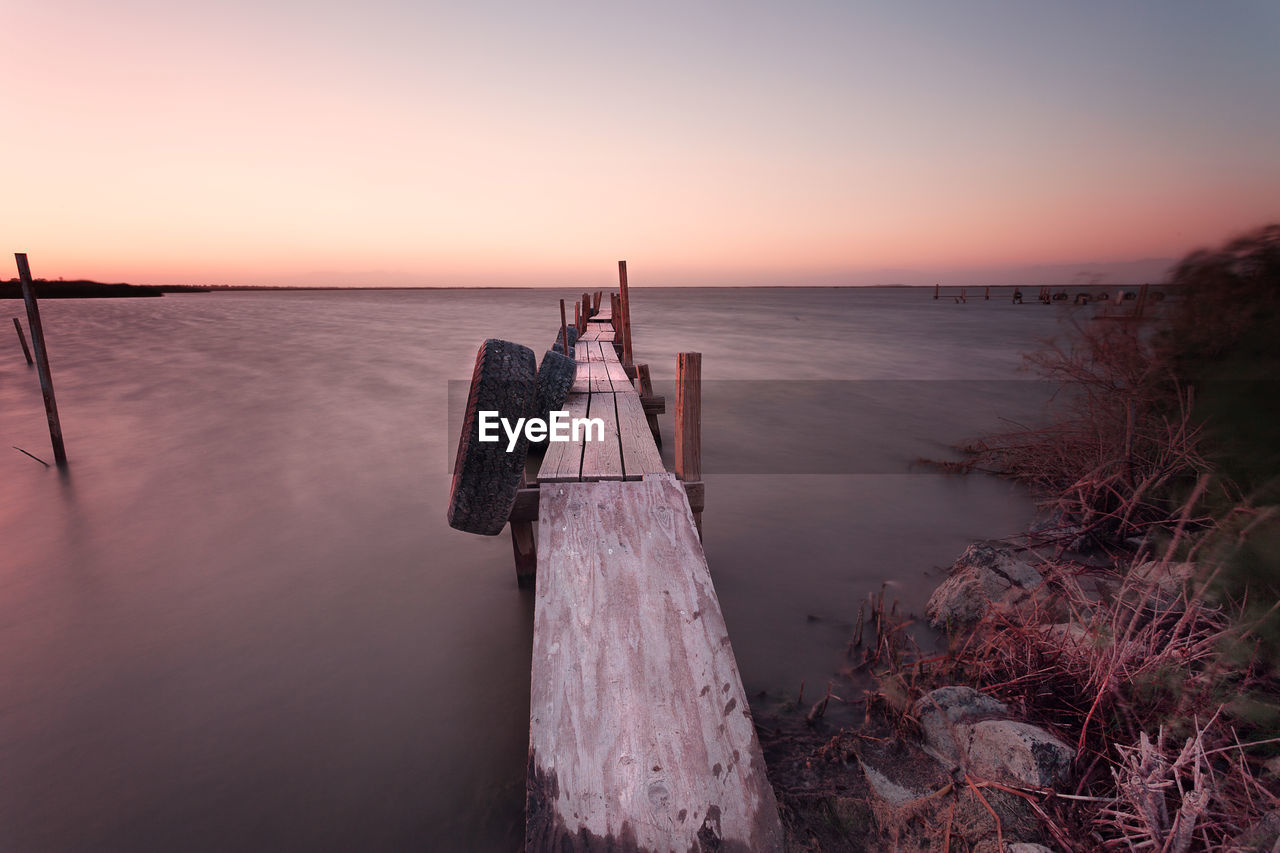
[447,339,537,535]
[551,324,578,355]
[530,350,577,443]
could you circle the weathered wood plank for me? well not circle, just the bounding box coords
[536,393,589,482]
[570,358,590,394]
[587,344,613,392]
[529,474,783,852]
[615,391,665,480]
[602,355,632,392]
[508,481,703,522]
[579,392,623,481]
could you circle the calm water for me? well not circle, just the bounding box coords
[1,287,1075,850]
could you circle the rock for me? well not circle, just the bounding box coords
[1128,560,1199,610]
[964,720,1074,788]
[1038,622,1092,648]
[856,740,953,810]
[1029,508,1088,549]
[915,686,1007,764]
[926,542,1044,628]
[1230,808,1280,851]
[1007,844,1057,853]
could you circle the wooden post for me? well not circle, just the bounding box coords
[985,286,990,300]
[15,254,67,466]
[933,283,939,300]
[13,317,33,365]
[960,287,966,303]
[617,260,634,371]
[511,474,537,589]
[675,352,702,536]
[611,293,620,333]
[636,362,661,446]
[574,300,581,332]
[593,291,601,313]
[559,299,569,353]
[1135,282,1149,318]
[582,291,591,319]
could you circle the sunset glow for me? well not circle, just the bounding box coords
[5,1,1279,286]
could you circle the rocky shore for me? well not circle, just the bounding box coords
[758,525,1276,852]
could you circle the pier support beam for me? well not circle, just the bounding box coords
[16,254,67,466]
[636,362,662,446]
[510,474,538,589]
[675,351,702,537]
[617,261,634,378]
[13,317,33,365]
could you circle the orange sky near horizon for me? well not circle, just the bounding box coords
[4,1,1278,287]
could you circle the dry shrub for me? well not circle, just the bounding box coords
[958,318,1226,549]
[915,533,1280,851]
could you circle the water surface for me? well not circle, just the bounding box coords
[0,287,1074,850]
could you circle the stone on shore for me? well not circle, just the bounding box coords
[915,686,1007,763]
[914,686,1076,788]
[926,542,1044,628]
[964,719,1075,788]
[1127,559,1200,610]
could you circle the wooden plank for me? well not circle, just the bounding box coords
[570,358,590,394]
[579,392,623,481]
[529,474,783,851]
[615,391,665,480]
[536,393,589,482]
[574,341,590,362]
[508,481,703,522]
[595,329,615,342]
[602,354,632,392]
[586,343,612,392]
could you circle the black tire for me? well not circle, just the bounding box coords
[550,324,578,355]
[530,350,577,442]
[447,339,537,535]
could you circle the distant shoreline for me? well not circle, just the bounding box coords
[1,280,1171,298]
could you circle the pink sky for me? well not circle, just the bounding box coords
[5,1,1278,287]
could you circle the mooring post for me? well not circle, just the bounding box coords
[617,260,635,376]
[1135,282,1149,319]
[15,254,67,466]
[13,317,33,365]
[559,299,569,354]
[636,362,662,446]
[675,351,702,537]
[511,474,537,589]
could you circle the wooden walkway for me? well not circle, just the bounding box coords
[521,281,783,851]
[537,328,663,484]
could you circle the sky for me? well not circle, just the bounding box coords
[4,0,1279,287]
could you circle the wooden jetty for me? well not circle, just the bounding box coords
[479,271,784,851]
